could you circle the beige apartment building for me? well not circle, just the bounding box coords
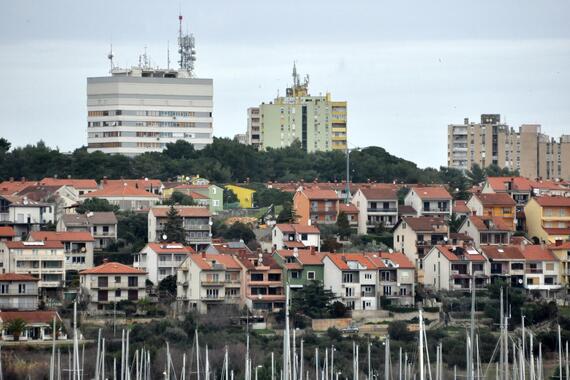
[447,114,570,180]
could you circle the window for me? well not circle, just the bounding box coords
[400,288,407,296]
[291,271,300,279]
[545,263,554,271]
[345,287,354,297]
[301,234,308,240]
[364,273,372,280]
[307,271,316,280]
[98,276,108,288]
[383,286,392,295]
[18,284,26,294]
[251,273,263,281]
[128,276,138,287]
[0,284,8,294]
[342,272,354,283]
[206,288,219,298]
[115,289,121,297]
[115,276,121,283]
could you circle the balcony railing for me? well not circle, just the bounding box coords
[423,207,450,212]
[526,268,543,274]
[416,240,445,247]
[367,208,397,213]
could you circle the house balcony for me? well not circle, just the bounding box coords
[183,224,211,231]
[310,209,337,215]
[526,269,543,274]
[201,294,225,301]
[201,279,225,286]
[367,208,397,213]
[0,213,10,222]
[415,240,445,247]
[39,281,62,288]
[422,207,450,213]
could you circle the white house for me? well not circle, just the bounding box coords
[80,185,160,211]
[0,195,55,238]
[271,224,321,251]
[134,243,194,285]
[148,206,212,250]
[0,311,65,341]
[351,187,399,234]
[458,216,513,248]
[323,253,378,311]
[176,253,244,314]
[29,231,95,274]
[58,212,118,251]
[404,186,452,219]
[0,273,40,310]
[79,261,147,310]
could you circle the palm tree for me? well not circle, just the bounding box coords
[6,318,27,341]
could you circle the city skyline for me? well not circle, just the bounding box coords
[1,0,569,168]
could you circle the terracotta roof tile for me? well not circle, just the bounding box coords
[0,273,39,281]
[486,177,532,192]
[274,249,325,265]
[521,245,558,261]
[0,311,60,324]
[191,253,242,270]
[359,188,398,200]
[300,188,339,200]
[30,231,94,242]
[467,215,514,232]
[144,243,195,254]
[80,262,146,275]
[474,193,516,207]
[0,226,16,237]
[83,185,158,198]
[480,245,525,260]
[103,179,162,189]
[40,178,98,189]
[275,224,320,234]
[151,206,211,218]
[411,186,452,200]
[549,242,570,250]
[400,216,448,232]
[365,252,415,269]
[453,200,470,213]
[533,197,570,207]
[325,253,379,270]
[5,241,64,249]
[339,203,359,214]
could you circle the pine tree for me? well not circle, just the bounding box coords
[336,211,352,239]
[162,205,186,243]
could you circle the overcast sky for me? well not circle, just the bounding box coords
[1,0,569,168]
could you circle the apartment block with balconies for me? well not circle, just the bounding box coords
[293,188,340,226]
[0,195,55,238]
[148,206,212,250]
[466,193,517,231]
[176,253,243,314]
[351,188,399,234]
[404,186,452,219]
[235,253,285,312]
[79,261,147,310]
[0,273,40,310]
[525,197,570,243]
[58,212,118,251]
[458,215,514,249]
[135,243,193,285]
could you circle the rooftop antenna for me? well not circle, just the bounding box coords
[292,61,299,87]
[107,44,115,72]
[178,13,196,73]
[167,41,171,70]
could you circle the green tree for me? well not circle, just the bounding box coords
[253,187,292,208]
[158,275,177,297]
[336,211,351,239]
[388,320,414,341]
[277,201,298,224]
[0,138,10,154]
[162,205,186,243]
[466,163,486,186]
[291,280,337,318]
[222,222,256,244]
[76,198,119,214]
[223,188,239,205]
[448,213,464,233]
[117,211,148,252]
[6,318,27,341]
[169,191,195,206]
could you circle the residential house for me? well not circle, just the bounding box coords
[293,188,340,225]
[134,243,194,285]
[520,245,562,295]
[16,184,80,223]
[79,261,147,310]
[225,184,256,209]
[482,177,533,207]
[58,212,118,251]
[453,200,471,219]
[148,206,212,250]
[0,226,16,241]
[525,197,570,243]
[272,248,325,290]
[366,251,415,307]
[0,195,55,238]
[404,186,453,219]
[423,245,489,291]
[272,224,321,251]
[0,180,39,196]
[323,253,379,310]
[0,311,64,341]
[392,216,449,273]
[466,193,517,230]
[0,273,39,310]
[80,185,160,211]
[102,178,163,195]
[351,188,399,234]
[39,178,98,196]
[163,182,224,213]
[479,245,526,287]
[548,241,570,285]
[339,203,359,231]
[458,216,514,248]
[176,253,243,314]
[235,252,285,312]
[29,231,94,276]
[205,241,252,255]
[0,241,65,300]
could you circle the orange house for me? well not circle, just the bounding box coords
[466,193,517,230]
[293,188,340,225]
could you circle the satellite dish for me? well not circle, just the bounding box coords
[289,236,294,241]
[443,237,448,242]
[162,234,168,241]
[80,247,86,253]
[293,247,299,257]
[388,249,394,254]
[518,279,523,284]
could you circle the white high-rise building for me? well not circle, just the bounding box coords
[86,16,213,156]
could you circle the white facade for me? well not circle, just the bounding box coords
[134,243,192,285]
[351,189,399,235]
[271,224,321,251]
[246,107,261,148]
[87,69,213,156]
[0,275,39,310]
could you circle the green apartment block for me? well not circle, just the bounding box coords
[272,249,325,289]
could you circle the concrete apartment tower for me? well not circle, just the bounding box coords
[249,64,347,153]
[86,16,213,156]
[448,114,570,180]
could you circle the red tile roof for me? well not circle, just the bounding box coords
[0,181,39,195]
[533,197,570,207]
[40,178,98,189]
[325,253,378,270]
[84,185,158,198]
[144,243,195,254]
[30,231,94,242]
[300,188,339,200]
[339,203,359,214]
[0,273,39,282]
[0,311,60,324]
[529,180,566,191]
[548,241,570,250]
[486,177,532,192]
[474,193,516,207]
[431,245,486,262]
[5,241,64,249]
[453,200,470,214]
[480,245,525,260]
[359,188,398,200]
[400,216,448,232]
[103,179,162,189]
[467,216,514,232]
[80,262,146,275]
[275,224,320,234]
[283,241,306,248]
[411,186,452,200]
[543,228,570,235]
[191,253,242,270]
[151,206,211,218]
[521,245,558,261]
[0,226,16,237]
[366,252,415,269]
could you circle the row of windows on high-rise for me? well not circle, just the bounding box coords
[88,121,212,128]
[88,110,212,118]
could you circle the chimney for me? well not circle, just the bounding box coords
[103,176,108,185]
[9,177,14,182]
[103,258,109,263]
[201,252,206,258]
[555,239,563,247]
[309,246,316,255]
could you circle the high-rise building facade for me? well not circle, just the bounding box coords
[447,115,570,180]
[87,17,213,156]
[248,65,347,153]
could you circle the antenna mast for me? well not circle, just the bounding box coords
[177,13,197,74]
[107,44,115,73]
